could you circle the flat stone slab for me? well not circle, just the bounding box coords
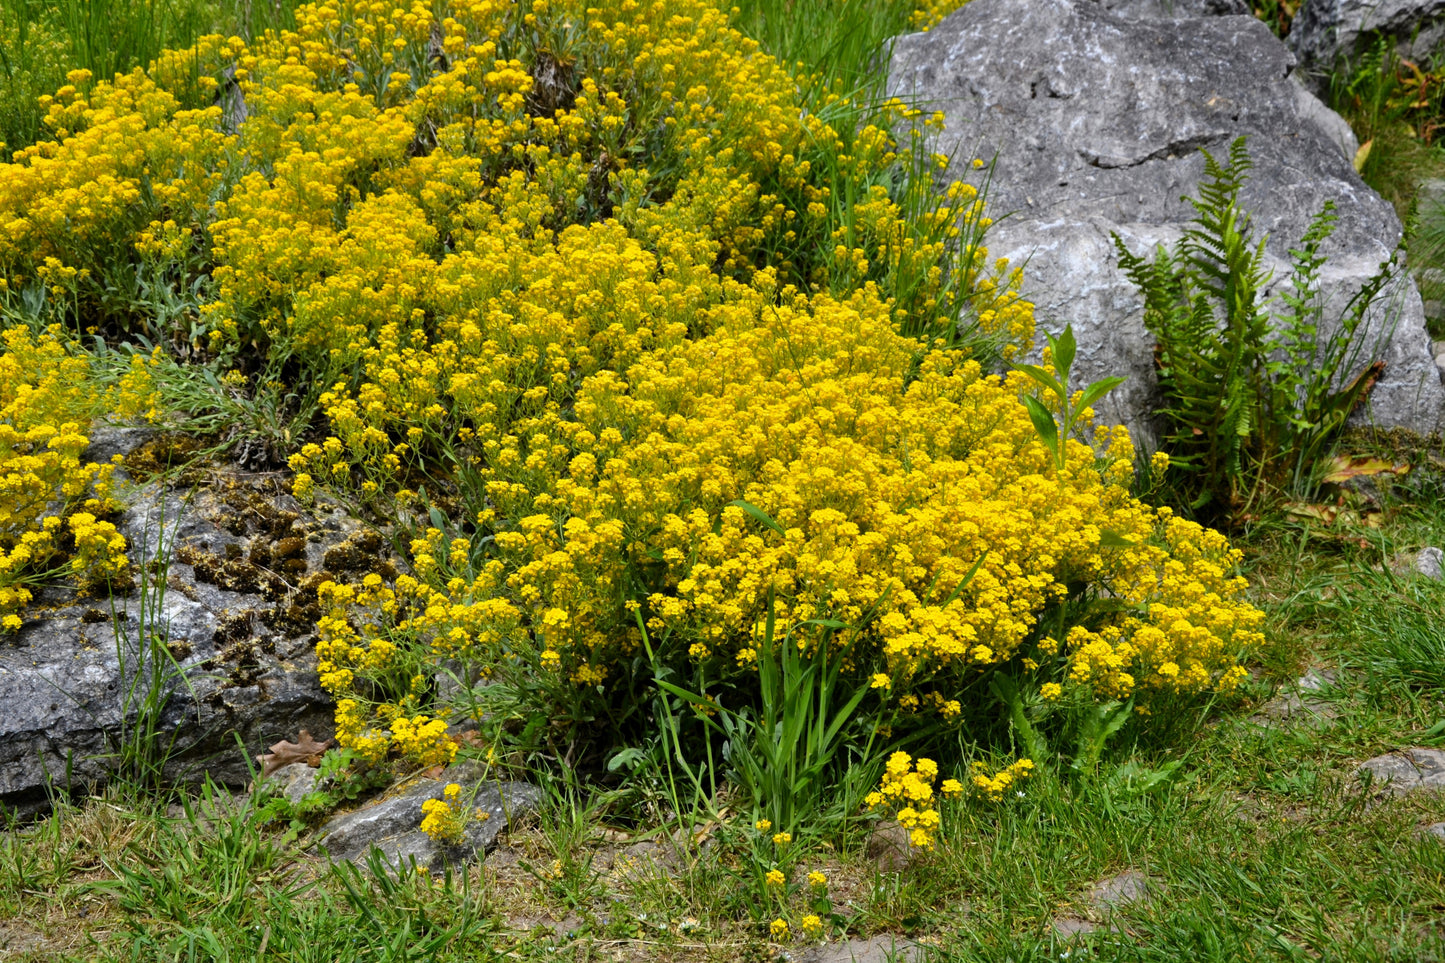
[1358,748,1445,795]
[1088,869,1151,912]
[1050,869,1153,939]
[318,769,541,874]
[793,936,924,963]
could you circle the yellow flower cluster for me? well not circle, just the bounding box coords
[0,328,151,628]
[910,0,973,31]
[865,751,962,849]
[0,0,1262,750]
[968,758,1034,803]
[1055,513,1262,699]
[419,782,473,842]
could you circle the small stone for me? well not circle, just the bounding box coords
[864,820,915,873]
[1358,748,1445,796]
[1415,547,1444,580]
[1254,668,1338,725]
[1087,869,1152,913]
[266,762,321,806]
[1052,917,1101,938]
[792,935,924,963]
[1422,822,1445,839]
[1421,181,1445,215]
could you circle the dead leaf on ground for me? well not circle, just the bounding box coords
[1283,501,1383,534]
[1322,454,1408,484]
[256,730,331,779]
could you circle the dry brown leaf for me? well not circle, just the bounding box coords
[256,729,332,779]
[1322,454,1406,484]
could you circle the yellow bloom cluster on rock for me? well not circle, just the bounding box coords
[419,782,472,842]
[0,0,1263,761]
[865,751,960,849]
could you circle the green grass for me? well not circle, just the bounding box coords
[727,0,919,97]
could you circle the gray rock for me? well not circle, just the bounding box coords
[81,421,156,470]
[0,476,386,817]
[1424,821,1445,838]
[1049,870,1151,940]
[1088,0,1250,18]
[1087,869,1152,911]
[1358,747,1445,794]
[1416,546,1445,578]
[1254,668,1339,724]
[1290,0,1445,82]
[1052,917,1102,938]
[269,762,323,806]
[318,773,541,874]
[864,819,916,872]
[792,936,924,963]
[888,0,1444,444]
[1291,74,1361,160]
[1420,178,1445,214]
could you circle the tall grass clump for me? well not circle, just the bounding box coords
[1324,37,1445,219]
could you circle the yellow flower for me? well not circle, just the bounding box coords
[765,868,786,887]
[770,918,790,940]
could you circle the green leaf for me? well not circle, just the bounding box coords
[729,499,785,536]
[1097,529,1136,549]
[1077,376,1126,411]
[1022,395,1059,459]
[1014,363,1064,401]
[1050,325,1077,380]
[989,676,1050,764]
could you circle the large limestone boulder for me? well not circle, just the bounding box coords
[1092,0,1249,18]
[889,0,1444,442]
[0,440,385,816]
[1290,0,1445,81]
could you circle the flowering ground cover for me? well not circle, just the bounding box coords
[0,0,1442,959]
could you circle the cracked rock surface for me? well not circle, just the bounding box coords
[889,0,1443,443]
[0,435,390,817]
[1358,747,1445,795]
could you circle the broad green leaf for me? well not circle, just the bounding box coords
[729,499,785,536]
[1051,325,1077,379]
[1014,363,1064,400]
[1022,395,1059,457]
[1077,376,1126,410]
